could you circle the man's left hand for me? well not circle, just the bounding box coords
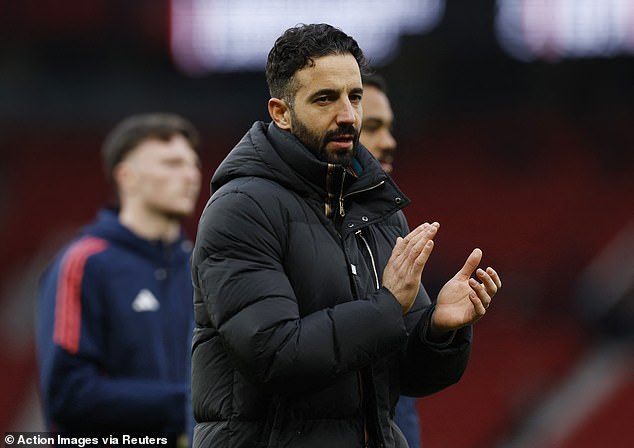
[430,248,501,337]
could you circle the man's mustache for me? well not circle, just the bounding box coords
[325,125,359,141]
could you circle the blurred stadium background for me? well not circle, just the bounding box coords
[1,1,632,447]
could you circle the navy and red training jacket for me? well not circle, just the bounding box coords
[36,208,193,435]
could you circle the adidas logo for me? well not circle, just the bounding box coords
[131,289,160,312]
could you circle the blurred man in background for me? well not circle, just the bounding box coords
[36,113,201,444]
[361,73,422,448]
[360,74,397,175]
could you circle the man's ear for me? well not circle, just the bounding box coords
[112,163,127,189]
[268,98,292,130]
[113,161,137,196]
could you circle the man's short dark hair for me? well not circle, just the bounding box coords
[101,112,200,184]
[265,23,368,103]
[362,73,388,93]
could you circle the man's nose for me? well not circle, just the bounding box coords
[381,130,397,151]
[336,98,356,124]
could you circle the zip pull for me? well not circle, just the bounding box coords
[339,171,346,217]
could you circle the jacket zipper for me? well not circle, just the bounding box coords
[356,230,380,290]
[344,180,385,202]
[356,229,386,447]
[357,371,368,446]
[339,171,347,217]
[340,177,388,447]
[339,178,386,219]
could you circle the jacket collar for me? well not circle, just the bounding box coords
[266,123,410,230]
[266,122,387,197]
[211,121,410,232]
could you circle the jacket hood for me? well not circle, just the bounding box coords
[211,121,396,202]
[80,208,191,266]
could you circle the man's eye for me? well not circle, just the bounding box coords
[363,121,381,132]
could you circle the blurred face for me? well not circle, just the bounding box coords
[359,85,396,173]
[285,54,363,166]
[118,135,201,219]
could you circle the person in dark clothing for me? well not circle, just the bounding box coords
[36,113,202,444]
[191,24,501,448]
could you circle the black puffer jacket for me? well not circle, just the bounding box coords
[191,122,471,448]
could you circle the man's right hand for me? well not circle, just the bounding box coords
[382,222,438,314]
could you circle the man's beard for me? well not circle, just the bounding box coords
[290,112,359,167]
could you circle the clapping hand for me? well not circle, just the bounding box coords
[383,222,439,314]
[430,248,501,337]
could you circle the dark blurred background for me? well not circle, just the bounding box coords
[1,1,632,447]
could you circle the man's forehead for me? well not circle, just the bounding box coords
[362,86,393,117]
[294,54,362,92]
